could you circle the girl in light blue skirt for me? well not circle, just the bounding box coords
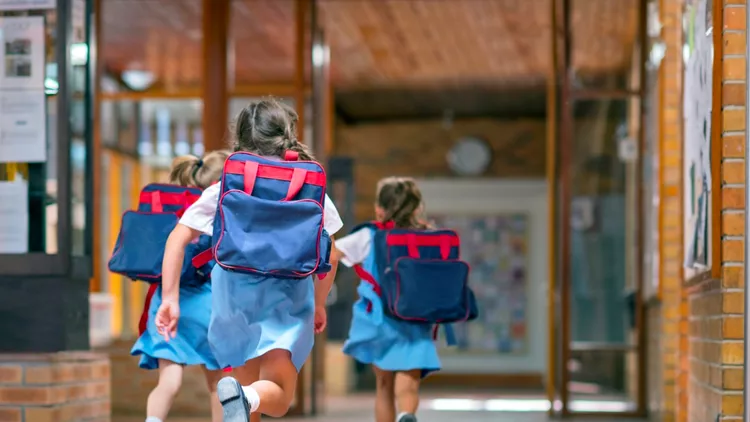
[156,99,343,422]
[334,177,441,422]
[131,150,230,422]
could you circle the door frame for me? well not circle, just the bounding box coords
[547,0,649,417]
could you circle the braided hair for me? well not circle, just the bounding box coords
[232,98,316,162]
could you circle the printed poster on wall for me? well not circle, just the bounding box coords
[683,0,713,273]
[0,177,29,253]
[0,16,47,162]
[0,90,46,162]
[0,0,54,11]
[0,16,46,89]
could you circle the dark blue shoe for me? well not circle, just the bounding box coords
[217,377,250,422]
[397,412,418,422]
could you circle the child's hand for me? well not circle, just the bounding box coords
[155,300,180,341]
[314,305,327,334]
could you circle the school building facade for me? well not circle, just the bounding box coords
[0,0,747,421]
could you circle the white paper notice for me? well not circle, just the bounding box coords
[0,90,47,162]
[0,178,29,254]
[0,0,55,11]
[0,16,46,90]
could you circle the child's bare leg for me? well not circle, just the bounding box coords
[217,350,297,420]
[373,366,396,422]
[250,349,299,417]
[145,359,183,420]
[202,368,227,422]
[233,360,261,422]
[395,370,421,418]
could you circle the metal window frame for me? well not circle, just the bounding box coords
[0,0,94,279]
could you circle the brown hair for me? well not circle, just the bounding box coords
[169,150,230,189]
[232,98,316,161]
[376,177,428,229]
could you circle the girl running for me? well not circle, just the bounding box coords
[155,98,343,422]
[132,150,230,422]
[333,177,441,422]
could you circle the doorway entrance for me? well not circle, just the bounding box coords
[547,0,648,417]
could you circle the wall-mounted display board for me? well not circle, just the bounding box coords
[682,0,713,275]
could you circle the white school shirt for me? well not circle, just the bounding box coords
[179,183,344,237]
[335,229,373,267]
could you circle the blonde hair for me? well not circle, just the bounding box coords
[169,150,230,189]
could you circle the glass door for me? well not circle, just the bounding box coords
[551,0,647,417]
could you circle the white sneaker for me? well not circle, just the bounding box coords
[217,377,250,422]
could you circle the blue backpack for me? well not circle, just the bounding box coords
[212,151,332,278]
[108,183,215,287]
[352,221,478,343]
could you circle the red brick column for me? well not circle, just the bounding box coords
[0,352,110,422]
[686,1,747,421]
[647,0,687,421]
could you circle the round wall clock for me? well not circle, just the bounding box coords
[446,136,492,176]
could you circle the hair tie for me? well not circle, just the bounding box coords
[191,159,203,180]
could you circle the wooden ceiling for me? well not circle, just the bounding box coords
[101,0,639,118]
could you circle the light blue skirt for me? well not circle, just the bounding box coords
[207,266,315,372]
[343,282,441,378]
[131,283,220,370]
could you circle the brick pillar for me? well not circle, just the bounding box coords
[0,352,110,422]
[650,0,686,421]
[686,1,747,421]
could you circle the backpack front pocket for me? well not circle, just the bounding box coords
[390,257,471,323]
[108,211,179,282]
[215,190,324,277]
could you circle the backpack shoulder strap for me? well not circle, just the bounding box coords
[139,183,202,213]
[433,324,458,347]
[350,220,395,234]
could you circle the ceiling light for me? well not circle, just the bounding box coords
[121,69,155,91]
[70,43,88,66]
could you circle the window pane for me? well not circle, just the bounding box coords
[568,99,640,345]
[0,9,59,255]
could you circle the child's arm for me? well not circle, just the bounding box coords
[161,224,201,303]
[314,239,340,307]
[162,183,220,302]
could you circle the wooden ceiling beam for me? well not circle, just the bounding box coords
[201,0,230,151]
[99,83,311,100]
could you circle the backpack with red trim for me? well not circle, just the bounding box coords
[211,151,332,278]
[108,183,214,286]
[351,221,479,330]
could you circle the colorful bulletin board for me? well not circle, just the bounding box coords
[682,0,713,273]
[431,214,529,355]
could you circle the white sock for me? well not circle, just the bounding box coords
[145,417,163,422]
[241,385,260,413]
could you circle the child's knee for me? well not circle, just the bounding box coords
[157,375,182,397]
[156,361,183,396]
[394,370,420,395]
[203,371,222,393]
[374,369,395,391]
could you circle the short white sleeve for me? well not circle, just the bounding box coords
[335,229,372,267]
[323,194,344,236]
[179,183,220,235]
[180,186,343,237]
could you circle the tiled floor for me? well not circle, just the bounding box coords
[114,393,647,422]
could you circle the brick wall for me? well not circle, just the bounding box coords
[105,340,218,417]
[648,305,665,419]
[334,118,546,220]
[687,1,747,421]
[0,352,110,422]
[647,0,686,421]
